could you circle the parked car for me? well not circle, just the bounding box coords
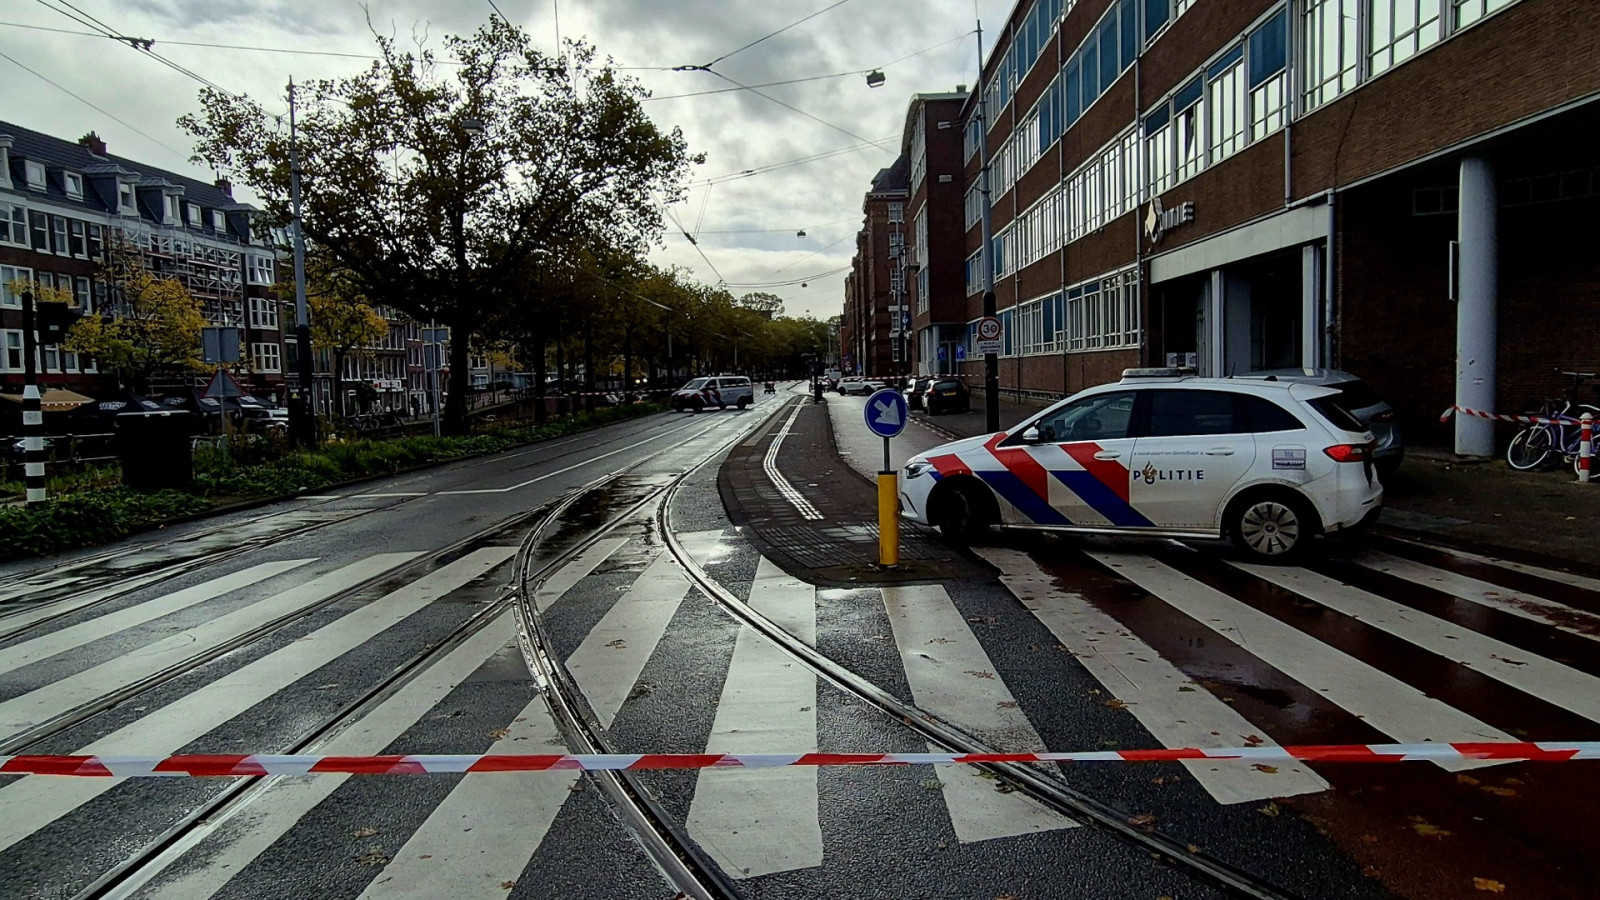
[1236,369,1403,479]
[842,378,887,396]
[239,407,291,434]
[835,376,861,395]
[898,368,1383,561]
[905,377,933,410]
[923,378,971,414]
[670,376,754,412]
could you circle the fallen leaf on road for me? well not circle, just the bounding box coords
[1504,777,1524,785]
[1150,777,1166,785]
[356,850,389,866]
[317,683,339,690]
[418,854,432,859]
[1127,813,1157,829]
[996,700,1018,709]
[927,637,953,644]
[965,670,996,679]
[606,639,626,649]
[1103,698,1128,709]
[1472,877,1506,893]
[1177,686,1196,692]
[1456,774,1481,786]
[1411,822,1452,838]
[1257,803,1280,818]
[500,882,516,890]
[1186,844,1201,854]
[1252,764,1279,774]
[1481,786,1517,797]
[921,778,945,791]
[352,827,379,838]
[1244,734,1264,746]
[487,727,511,740]
[1360,834,1379,844]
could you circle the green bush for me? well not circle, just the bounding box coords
[0,489,211,560]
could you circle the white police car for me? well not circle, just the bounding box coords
[898,369,1383,561]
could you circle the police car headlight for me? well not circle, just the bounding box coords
[904,461,933,479]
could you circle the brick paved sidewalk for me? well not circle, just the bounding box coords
[718,397,986,586]
[913,393,1600,574]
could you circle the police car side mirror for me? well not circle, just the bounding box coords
[1021,426,1041,443]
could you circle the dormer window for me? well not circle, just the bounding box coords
[24,161,46,191]
[64,173,83,199]
[164,194,181,223]
[118,184,136,214]
[185,204,201,227]
[212,210,227,235]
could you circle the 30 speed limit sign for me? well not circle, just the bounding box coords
[975,316,1003,355]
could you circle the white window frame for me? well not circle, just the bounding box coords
[252,341,282,374]
[0,202,24,246]
[2,330,23,372]
[1,265,32,309]
[212,210,227,234]
[248,297,279,330]
[64,172,84,199]
[248,256,276,286]
[52,216,69,256]
[24,160,46,191]
[118,183,136,214]
[164,194,181,224]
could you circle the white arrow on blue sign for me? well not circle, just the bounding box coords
[864,388,908,439]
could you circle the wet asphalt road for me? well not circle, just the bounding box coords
[3,387,1600,899]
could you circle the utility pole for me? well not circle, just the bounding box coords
[975,19,1001,433]
[19,290,46,504]
[287,78,317,448]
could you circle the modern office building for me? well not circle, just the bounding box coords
[888,0,1597,447]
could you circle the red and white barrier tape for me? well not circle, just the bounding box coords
[5,742,1598,777]
[1439,405,1583,426]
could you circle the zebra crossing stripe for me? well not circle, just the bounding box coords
[6,742,1599,776]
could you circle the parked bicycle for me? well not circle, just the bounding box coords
[1506,369,1600,472]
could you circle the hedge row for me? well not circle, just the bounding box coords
[0,403,665,561]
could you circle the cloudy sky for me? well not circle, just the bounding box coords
[2,0,1014,320]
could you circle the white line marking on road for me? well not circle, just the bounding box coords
[113,614,521,900]
[534,538,629,613]
[0,555,416,742]
[687,567,821,879]
[980,547,1328,804]
[0,571,174,641]
[0,547,516,854]
[749,557,816,648]
[1391,540,1600,593]
[881,584,1077,841]
[676,530,730,569]
[355,695,574,900]
[1352,550,1600,642]
[763,403,823,520]
[1239,561,1600,725]
[1085,550,1514,771]
[564,551,690,729]
[0,559,315,678]
[435,418,709,495]
[353,492,428,498]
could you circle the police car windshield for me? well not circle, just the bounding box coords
[683,378,709,390]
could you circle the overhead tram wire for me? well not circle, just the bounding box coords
[721,264,851,289]
[0,21,469,63]
[664,208,728,285]
[700,0,854,69]
[0,49,185,156]
[31,0,251,104]
[704,69,888,151]
[689,135,899,187]
[645,32,975,103]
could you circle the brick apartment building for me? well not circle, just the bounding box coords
[841,155,910,377]
[901,91,972,376]
[0,122,287,402]
[861,0,1598,449]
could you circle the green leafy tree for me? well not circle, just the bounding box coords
[64,239,203,391]
[296,259,388,417]
[182,16,700,433]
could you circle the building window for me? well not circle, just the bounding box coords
[88,223,103,259]
[1369,0,1442,76]
[164,194,181,223]
[252,342,282,373]
[1173,79,1204,183]
[74,276,91,311]
[62,350,77,372]
[29,211,49,251]
[64,173,83,199]
[1145,107,1173,196]
[249,297,279,330]
[0,203,24,246]
[1452,0,1513,28]
[248,256,275,285]
[3,331,22,372]
[119,184,135,214]
[69,220,86,258]
[1206,49,1246,164]
[51,216,68,255]
[24,161,46,190]
[1064,268,1141,351]
[888,202,904,224]
[185,203,202,227]
[1303,0,1360,111]
[213,210,227,235]
[42,344,59,372]
[1248,10,1289,138]
[1,266,33,309]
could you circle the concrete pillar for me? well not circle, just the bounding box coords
[1456,156,1498,457]
[1301,244,1324,369]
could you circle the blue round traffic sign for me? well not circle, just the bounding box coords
[864,388,908,439]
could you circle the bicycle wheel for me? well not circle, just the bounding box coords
[1507,425,1552,470]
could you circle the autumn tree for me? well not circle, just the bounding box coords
[64,239,203,391]
[294,259,387,416]
[182,16,699,433]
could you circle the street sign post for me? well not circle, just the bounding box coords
[203,368,246,467]
[864,388,909,568]
[975,316,1003,356]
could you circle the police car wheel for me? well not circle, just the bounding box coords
[932,481,994,543]
[1229,492,1315,561]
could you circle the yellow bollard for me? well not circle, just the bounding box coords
[877,471,899,567]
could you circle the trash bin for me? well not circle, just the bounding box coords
[116,410,194,490]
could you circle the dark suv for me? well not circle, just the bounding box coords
[924,379,971,414]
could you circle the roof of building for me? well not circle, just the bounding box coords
[868,153,910,195]
[0,119,240,211]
